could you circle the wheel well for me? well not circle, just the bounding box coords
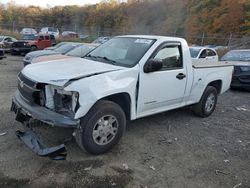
[208,80,222,94]
[102,93,131,120]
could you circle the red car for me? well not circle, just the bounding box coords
[11,34,56,55]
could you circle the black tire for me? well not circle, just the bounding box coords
[75,100,126,155]
[192,86,218,118]
[30,46,37,51]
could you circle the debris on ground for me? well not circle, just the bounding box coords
[237,139,242,143]
[215,169,229,175]
[110,181,116,186]
[0,132,7,136]
[235,106,248,111]
[84,165,92,171]
[140,184,148,188]
[158,136,177,145]
[149,165,156,171]
[122,163,129,170]
[223,160,230,163]
[233,183,242,188]
[223,148,229,154]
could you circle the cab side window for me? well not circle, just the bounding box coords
[199,50,207,58]
[39,36,44,40]
[153,45,183,70]
[207,49,216,56]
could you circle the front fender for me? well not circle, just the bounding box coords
[64,67,139,120]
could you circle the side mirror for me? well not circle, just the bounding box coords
[144,59,163,73]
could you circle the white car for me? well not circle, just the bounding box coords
[39,27,60,38]
[190,47,218,63]
[20,28,37,35]
[11,35,233,159]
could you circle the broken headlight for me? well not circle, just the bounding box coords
[44,85,79,117]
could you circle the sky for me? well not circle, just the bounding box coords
[0,0,102,7]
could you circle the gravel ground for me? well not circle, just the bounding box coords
[0,55,249,188]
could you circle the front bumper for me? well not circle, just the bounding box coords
[231,74,250,90]
[11,47,31,54]
[11,91,80,128]
[11,91,80,160]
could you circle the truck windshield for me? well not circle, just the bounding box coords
[85,37,155,67]
[22,35,38,40]
[221,50,250,61]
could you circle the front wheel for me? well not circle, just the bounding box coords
[192,86,218,117]
[75,100,126,154]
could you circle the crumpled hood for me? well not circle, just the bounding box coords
[221,60,250,66]
[22,58,125,86]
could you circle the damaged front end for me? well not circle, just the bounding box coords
[11,72,81,160]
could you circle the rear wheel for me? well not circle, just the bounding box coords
[75,100,126,154]
[192,86,218,117]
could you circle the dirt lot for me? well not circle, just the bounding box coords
[0,55,249,188]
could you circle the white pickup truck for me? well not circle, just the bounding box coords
[11,35,233,159]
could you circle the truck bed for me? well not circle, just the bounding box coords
[192,61,233,68]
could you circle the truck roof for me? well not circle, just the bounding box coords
[117,35,186,42]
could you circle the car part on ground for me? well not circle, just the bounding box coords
[11,35,233,158]
[220,49,250,91]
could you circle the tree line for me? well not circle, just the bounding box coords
[0,0,249,40]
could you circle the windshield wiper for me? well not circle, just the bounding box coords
[85,55,117,64]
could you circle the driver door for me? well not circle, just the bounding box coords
[137,42,187,117]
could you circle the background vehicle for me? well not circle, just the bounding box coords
[44,42,67,51]
[0,35,17,52]
[11,34,56,55]
[40,27,60,38]
[190,47,218,63]
[20,28,37,35]
[11,35,233,158]
[92,36,112,44]
[221,49,250,90]
[32,43,99,63]
[61,31,78,38]
[23,42,82,66]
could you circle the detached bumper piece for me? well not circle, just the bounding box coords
[16,130,67,160]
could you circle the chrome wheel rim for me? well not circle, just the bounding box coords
[205,93,215,113]
[92,115,118,146]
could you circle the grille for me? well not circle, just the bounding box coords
[18,72,40,104]
[12,42,27,48]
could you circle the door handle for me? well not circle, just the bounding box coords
[176,73,186,80]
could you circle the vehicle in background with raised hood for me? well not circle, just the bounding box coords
[32,43,99,63]
[11,34,56,55]
[190,47,218,63]
[220,49,250,91]
[23,42,82,66]
[11,35,233,159]
[0,35,17,52]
